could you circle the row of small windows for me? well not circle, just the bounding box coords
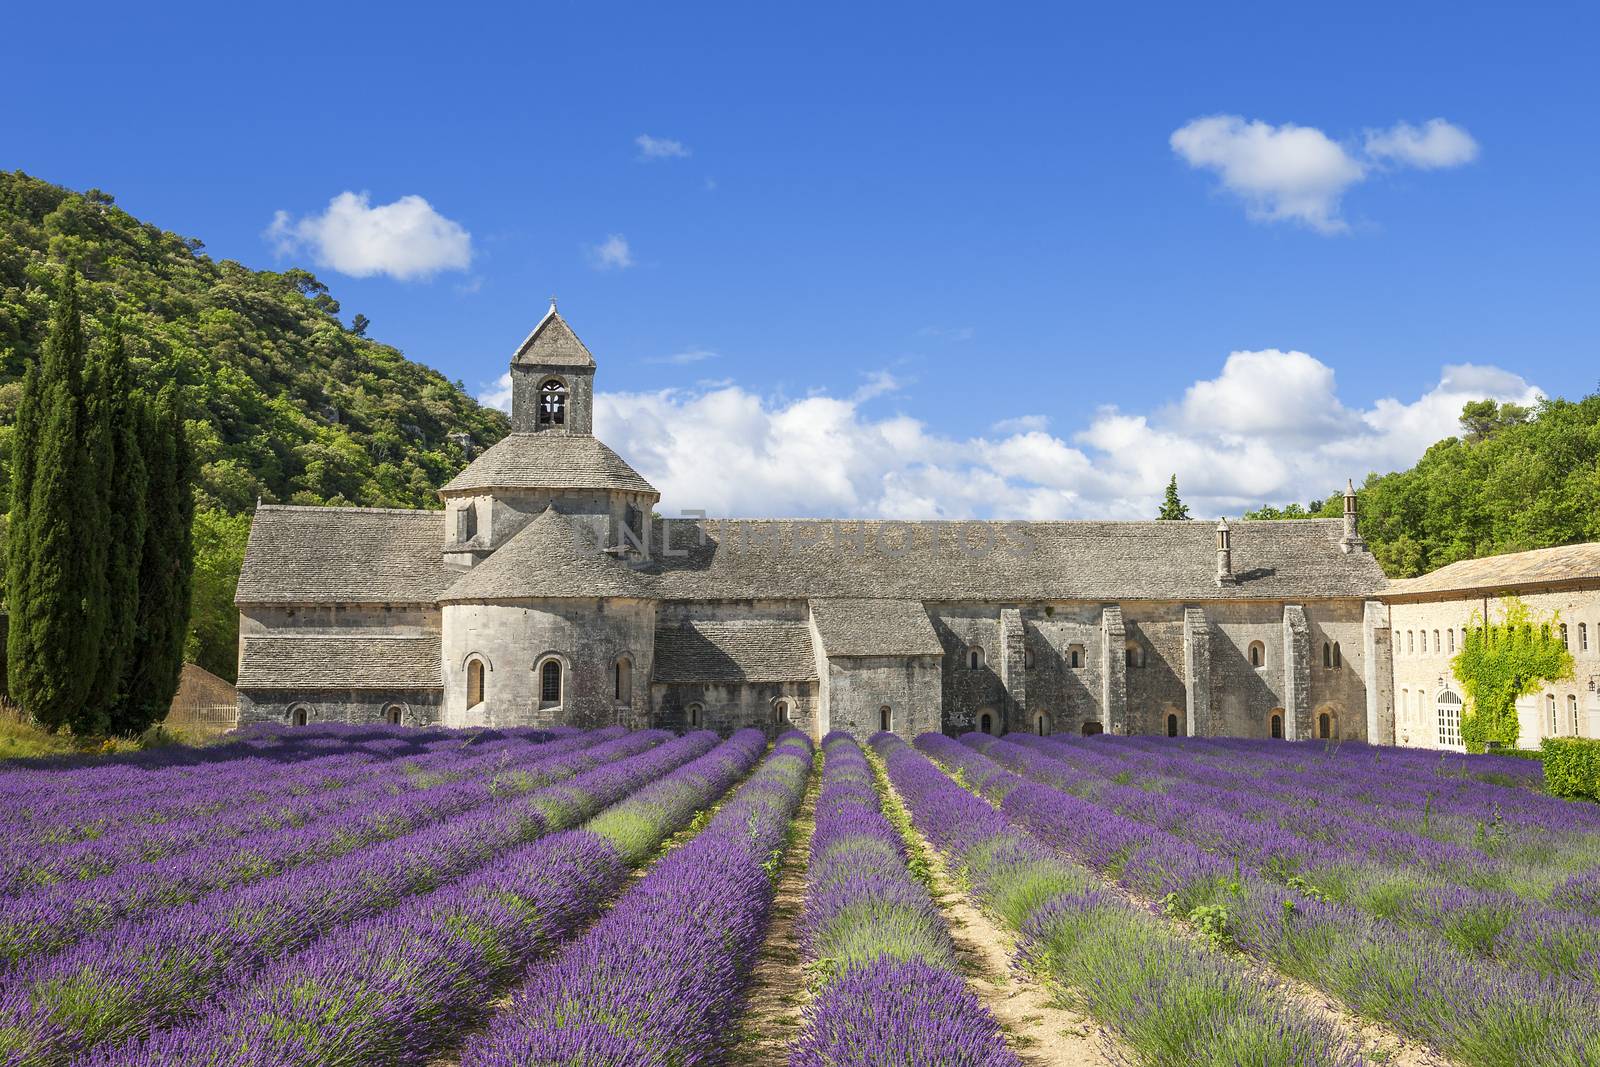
[1402,622,1592,656]
[462,654,636,711]
[967,645,1088,670]
[1547,693,1583,737]
[968,640,1340,671]
[287,704,404,727]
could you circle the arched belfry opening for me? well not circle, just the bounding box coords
[538,378,567,426]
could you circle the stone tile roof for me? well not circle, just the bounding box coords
[439,434,657,496]
[1385,542,1600,598]
[235,506,458,605]
[640,518,1388,602]
[652,620,818,683]
[236,634,442,690]
[810,598,943,657]
[511,307,595,368]
[442,507,650,601]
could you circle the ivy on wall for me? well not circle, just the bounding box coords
[1452,595,1574,751]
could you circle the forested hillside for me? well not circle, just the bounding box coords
[1246,396,1600,578]
[0,171,508,681]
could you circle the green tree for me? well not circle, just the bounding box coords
[11,270,108,732]
[85,321,147,715]
[5,362,40,701]
[1459,398,1530,443]
[1453,596,1574,751]
[186,508,250,682]
[1157,474,1190,520]
[117,384,193,733]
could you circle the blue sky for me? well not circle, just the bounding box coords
[5,1,1595,519]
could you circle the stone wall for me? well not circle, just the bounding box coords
[238,688,443,726]
[650,681,817,737]
[824,655,941,739]
[929,607,1006,733]
[1019,604,1104,736]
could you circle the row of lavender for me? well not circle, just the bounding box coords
[991,731,1600,981]
[459,730,815,1066]
[875,733,1365,1067]
[0,728,698,1065]
[930,733,1600,1067]
[0,728,619,966]
[790,733,1016,1067]
[93,729,772,1066]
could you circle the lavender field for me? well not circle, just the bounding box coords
[0,723,1587,1067]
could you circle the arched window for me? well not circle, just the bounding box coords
[1569,694,1580,735]
[1560,624,1570,649]
[1548,694,1558,734]
[384,704,403,726]
[1407,631,1414,655]
[1270,712,1283,740]
[978,711,994,735]
[1167,713,1179,737]
[1436,689,1463,748]
[1322,642,1332,668]
[1318,712,1332,739]
[540,659,562,705]
[1581,623,1589,652]
[687,703,702,728]
[1248,641,1265,668]
[1068,644,1084,669]
[1447,628,1456,653]
[1024,648,1035,670]
[1034,711,1051,736]
[1081,720,1104,736]
[1332,642,1342,669]
[289,704,309,727]
[1125,641,1144,669]
[1400,687,1409,723]
[538,379,567,425]
[466,658,486,709]
[774,699,791,726]
[967,647,985,670]
[1432,630,1441,653]
[880,705,893,732]
[614,656,633,705]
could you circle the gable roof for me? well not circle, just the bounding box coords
[511,306,595,368]
[237,634,442,690]
[441,507,651,602]
[641,518,1387,602]
[652,620,818,684]
[810,598,943,657]
[236,505,458,605]
[439,433,657,496]
[1385,542,1600,599]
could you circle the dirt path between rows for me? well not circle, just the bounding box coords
[724,767,819,1065]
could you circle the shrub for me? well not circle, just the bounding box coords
[1541,738,1600,801]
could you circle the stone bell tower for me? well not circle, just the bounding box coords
[509,299,595,434]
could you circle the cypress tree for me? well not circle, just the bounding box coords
[6,361,40,703]
[1157,474,1191,521]
[119,384,193,732]
[87,322,148,727]
[17,269,107,732]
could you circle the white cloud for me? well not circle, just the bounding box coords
[479,372,513,413]
[1171,114,1479,233]
[1364,119,1480,169]
[636,134,690,160]
[266,192,471,280]
[1171,116,1366,233]
[644,348,719,365]
[587,234,635,270]
[575,350,1539,520]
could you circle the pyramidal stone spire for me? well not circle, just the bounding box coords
[508,300,596,433]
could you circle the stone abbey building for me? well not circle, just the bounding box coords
[236,306,1397,743]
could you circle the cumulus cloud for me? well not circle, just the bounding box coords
[1171,114,1479,233]
[644,348,719,365]
[636,134,690,160]
[563,350,1540,520]
[266,192,472,280]
[479,371,513,413]
[587,234,635,270]
[1364,119,1480,169]
[1170,116,1366,233]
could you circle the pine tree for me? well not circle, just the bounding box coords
[119,384,193,732]
[16,269,108,732]
[87,322,148,726]
[1157,474,1191,521]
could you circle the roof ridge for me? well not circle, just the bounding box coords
[257,503,437,517]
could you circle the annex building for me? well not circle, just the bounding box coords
[235,305,1399,743]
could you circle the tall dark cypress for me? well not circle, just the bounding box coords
[87,322,147,727]
[5,362,40,703]
[18,270,106,732]
[120,384,193,732]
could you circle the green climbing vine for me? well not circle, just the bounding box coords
[1452,596,1574,752]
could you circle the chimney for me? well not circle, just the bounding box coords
[1216,517,1237,585]
[1340,478,1365,553]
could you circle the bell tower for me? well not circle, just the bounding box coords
[509,299,596,434]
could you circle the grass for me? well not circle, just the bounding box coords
[0,718,207,761]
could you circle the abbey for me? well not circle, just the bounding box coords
[235,306,1396,742]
